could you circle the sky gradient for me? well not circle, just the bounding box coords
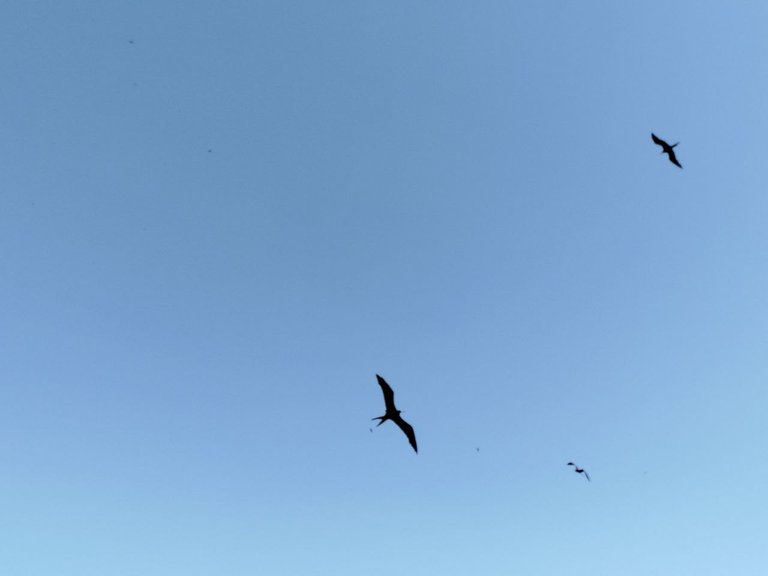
[2,2,767,574]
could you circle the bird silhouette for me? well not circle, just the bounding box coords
[651,133,683,168]
[372,375,417,453]
[567,462,590,481]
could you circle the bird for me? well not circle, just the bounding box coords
[372,374,417,453]
[567,462,590,481]
[651,133,683,168]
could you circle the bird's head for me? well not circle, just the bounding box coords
[567,462,575,466]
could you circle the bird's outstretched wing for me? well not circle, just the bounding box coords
[392,414,418,453]
[376,374,396,412]
[583,471,590,482]
[667,149,682,168]
[651,133,666,147]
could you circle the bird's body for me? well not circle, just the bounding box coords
[567,462,590,481]
[651,133,683,168]
[372,375,418,453]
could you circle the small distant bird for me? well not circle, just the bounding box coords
[372,374,417,453]
[567,462,590,481]
[651,133,683,168]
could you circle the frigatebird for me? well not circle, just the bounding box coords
[651,133,683,168]
[372,374,418,453]
[567,462,590,481]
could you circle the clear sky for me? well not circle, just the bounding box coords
[2,1,767,574]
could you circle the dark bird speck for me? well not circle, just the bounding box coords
[567,462,590,482]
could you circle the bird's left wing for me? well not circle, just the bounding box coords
[584,471,591,482]
[376,375,396,411]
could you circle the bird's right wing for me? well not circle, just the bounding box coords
[584,471,590,482]
[393,415,418,453]
[668,150,683,168]
[651,133,665,146]
[376,374,396,411]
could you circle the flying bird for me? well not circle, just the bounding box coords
[372,374,417,453]
[567,462,590,481]
[651,133,683,168]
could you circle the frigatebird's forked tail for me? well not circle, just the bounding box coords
[372,374,418,453]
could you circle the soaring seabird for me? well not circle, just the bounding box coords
[372,375,418,453]
[651,133,683,168]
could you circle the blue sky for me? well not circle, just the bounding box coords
[2,1,767,574]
